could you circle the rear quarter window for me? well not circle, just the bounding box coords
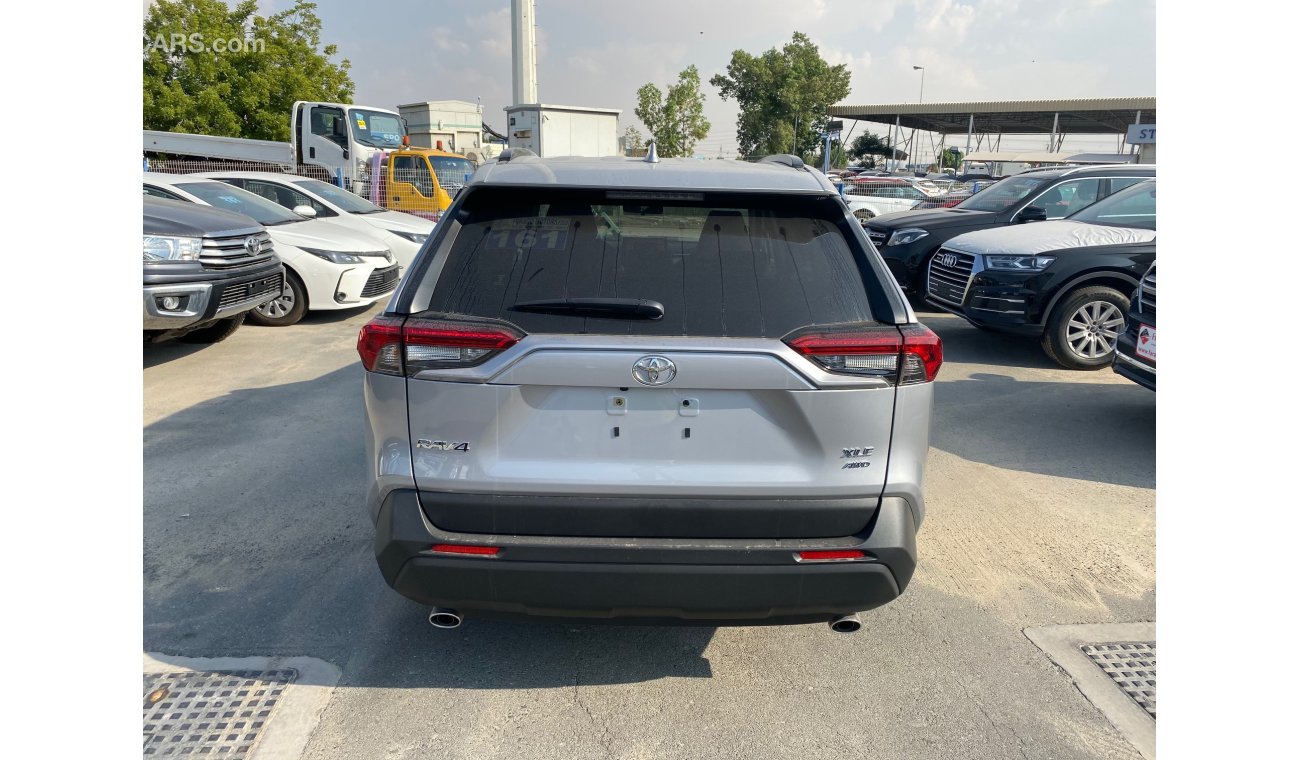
[416,188,877,337]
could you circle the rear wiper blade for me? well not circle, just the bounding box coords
[509,298,665,320]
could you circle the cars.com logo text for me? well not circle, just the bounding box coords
[145,34,266,55]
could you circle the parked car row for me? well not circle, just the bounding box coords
[143,171,435,337]
[921,179,1156,369]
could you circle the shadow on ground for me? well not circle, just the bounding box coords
[144,363,715,688]
[931,372,1154,488]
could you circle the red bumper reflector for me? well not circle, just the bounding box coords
[431,544,500,557]
[796,550,866,562]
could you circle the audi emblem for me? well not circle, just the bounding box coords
[937,253,959,268]
[632,356,676,386]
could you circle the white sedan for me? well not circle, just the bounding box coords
[196,171,434,271]
[143,173,401,327]
[843,179,931,224]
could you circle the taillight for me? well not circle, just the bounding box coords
[784,323,942,384]
[357,316,524,376]
[357,315,405,374]
[898,324,943,383]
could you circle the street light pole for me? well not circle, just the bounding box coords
[910,65,925,174]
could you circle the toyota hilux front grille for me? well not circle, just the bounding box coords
[201,232,274,270]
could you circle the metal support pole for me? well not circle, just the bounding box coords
[823,132,831,174]
[964,114,974,168]
[885,120,893,170]
[1049,112,1059,152]
[1130,111,1142,156]
[894,115,901,172]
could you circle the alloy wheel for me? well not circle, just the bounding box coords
[1065,301,1124,359]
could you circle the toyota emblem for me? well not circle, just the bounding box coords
[244,236,261,255]
[632,356,676,386]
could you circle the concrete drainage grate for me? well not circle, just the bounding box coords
[143,668,297,757]
[1024,623,1156,760]
[1082,642,1156,720]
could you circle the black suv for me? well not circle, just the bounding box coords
[144,196,285,343]
[865,164,1156,297]
[925,180,1156,369]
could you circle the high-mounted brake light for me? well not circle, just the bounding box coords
[784,324,942,384]
[357,317,524,376]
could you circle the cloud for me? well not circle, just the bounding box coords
[431,26,468,54]
[467,7,512,58]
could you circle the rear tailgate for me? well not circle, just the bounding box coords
[399,188,900,538]
[406,337,897,537]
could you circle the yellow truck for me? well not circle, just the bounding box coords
[364,146,477,220]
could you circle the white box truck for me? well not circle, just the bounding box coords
[144,101,408,194]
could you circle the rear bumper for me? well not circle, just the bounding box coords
[374,489,918,624]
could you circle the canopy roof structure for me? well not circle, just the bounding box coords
[827,97,1155,136]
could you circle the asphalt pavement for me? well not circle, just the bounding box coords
[143,303,1155,760]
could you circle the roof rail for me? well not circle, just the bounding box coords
[497,148,536,163]
[758,154,805,169]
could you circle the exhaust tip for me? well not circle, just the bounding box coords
[829,614,862,633]
[428,608,463,629]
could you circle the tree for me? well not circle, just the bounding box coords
[710,32,851,159]
[847,132,888,163]
[623,126,647,156]
[941,147,963,170]
[846,131,909,166]
[634,66,711,158]
[144,0,354,141]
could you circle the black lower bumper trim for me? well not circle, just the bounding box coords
[418,490,878,539]
[374,489,917,623]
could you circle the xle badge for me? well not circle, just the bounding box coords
[416,440,470,452]
[841,446,874,469]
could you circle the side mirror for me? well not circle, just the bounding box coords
[1019,205,1048,223]
[293,205,317,218]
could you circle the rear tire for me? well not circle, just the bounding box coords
[177,314,243,344]
[853,208,876,225]
[247,270,307,327]
[1041,286,1129,369]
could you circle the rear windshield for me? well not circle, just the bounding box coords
[420,188,875,337]
[955,175,1047,212]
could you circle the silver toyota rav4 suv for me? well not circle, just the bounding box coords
[359,150,940,632]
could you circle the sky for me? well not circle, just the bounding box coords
[198,0,1155,158]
